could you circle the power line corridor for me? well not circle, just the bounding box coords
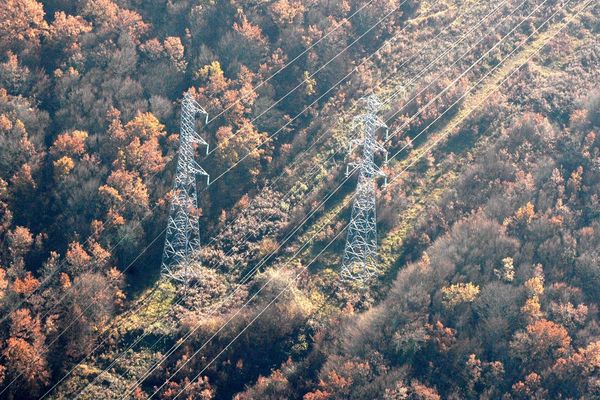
[16,0,595,398]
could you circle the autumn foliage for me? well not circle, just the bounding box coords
[0,0,598,398]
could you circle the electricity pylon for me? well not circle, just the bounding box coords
[341,95,388,281]
[161,92,210,282]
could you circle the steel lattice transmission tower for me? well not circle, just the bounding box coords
[161,92,210,282]
[341,95,388,281]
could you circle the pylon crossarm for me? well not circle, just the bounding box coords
[190,133,210,149]
[185,94,208,117]
[364,94,383,112]
[372,140,387,155]
[372,116,388,131]
[345,162,361,177]
[189,159,209,177]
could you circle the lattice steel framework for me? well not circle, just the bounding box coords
[161,92,210,281]
[341,95,388,281]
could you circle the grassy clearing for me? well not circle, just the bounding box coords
[115,279,177,335]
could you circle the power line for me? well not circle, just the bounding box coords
[34,0,530,396]
[167,2,590,396]
[64,3,496,395]
[44,0,536,394]
[38,6,430,394]
[128,1,562,394]
[65,155,333,400]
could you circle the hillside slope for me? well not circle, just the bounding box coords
[0,0,597,399]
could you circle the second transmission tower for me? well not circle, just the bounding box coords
[161,92,210,282]
[341,95,388,281]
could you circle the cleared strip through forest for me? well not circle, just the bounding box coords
[164,2,594,396]
[121,1,546,396]
[138,1,580,397]
[59,1,506,396]
[47,0,572,396]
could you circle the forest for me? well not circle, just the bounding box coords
[0,0,598,399]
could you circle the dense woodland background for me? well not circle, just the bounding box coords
[0,0,599,399]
